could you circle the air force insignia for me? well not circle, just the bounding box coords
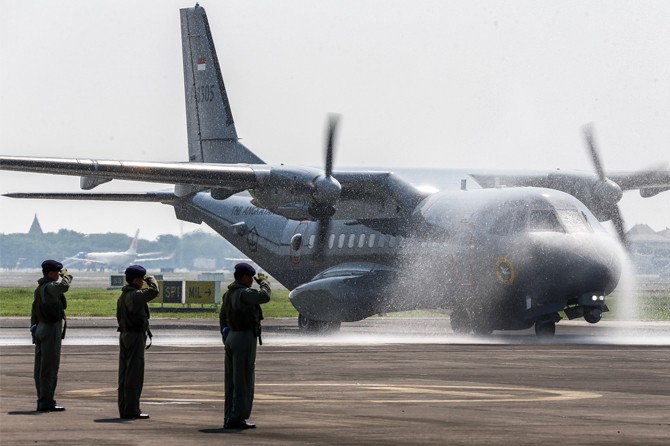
[495,257,515,286]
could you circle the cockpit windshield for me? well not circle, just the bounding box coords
[556,209,592,233]
[529,210,564,232]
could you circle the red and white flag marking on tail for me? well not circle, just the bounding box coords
[197,56,206,71]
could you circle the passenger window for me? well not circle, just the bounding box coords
[379,235,387,248]
[358,234,365,248]
[328,234,335,249]
[338,234,345,249]
[348,234,356,248]
[529,210,564,232]
[368,234,376,248]
[308,234,315,248]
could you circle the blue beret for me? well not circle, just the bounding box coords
[41,259,63,273]
[234,262,256,276]
[125,265,146,279]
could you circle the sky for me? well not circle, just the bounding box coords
[1,0,669,240]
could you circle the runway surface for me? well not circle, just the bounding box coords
[1,318,669,445]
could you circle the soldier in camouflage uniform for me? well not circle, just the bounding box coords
[31,259,72,412]
[219,262,271,429]
[116,264,159,420]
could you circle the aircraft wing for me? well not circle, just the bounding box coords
[3,191,179,202]
[0,156,429,228]
[331,171,429,219]
[137,250,176,262]
[607,170,670,197]
[0,156,265,195]
[469,169,670,196]
[468,168,670,222]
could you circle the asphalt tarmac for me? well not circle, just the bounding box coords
[1,318,669,445]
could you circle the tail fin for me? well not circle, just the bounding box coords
[180,5,263,165]
[127,229,140,255]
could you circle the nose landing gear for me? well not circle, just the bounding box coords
[583,306,603,324]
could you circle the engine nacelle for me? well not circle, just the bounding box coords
[250,166,341,220]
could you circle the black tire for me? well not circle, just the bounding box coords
[471,320,493,336]
[583,307,602,324]
[450,308,470,334]
[534,320,556,337]
[298,314,341,333]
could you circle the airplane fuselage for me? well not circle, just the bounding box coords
[172,185,622,332]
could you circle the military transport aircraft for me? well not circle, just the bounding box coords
[1,5,669,336]
[63,229,174,270]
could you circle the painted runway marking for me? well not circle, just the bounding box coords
[65,382,600,404]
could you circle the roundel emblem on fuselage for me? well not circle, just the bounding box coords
[495,257,515,286]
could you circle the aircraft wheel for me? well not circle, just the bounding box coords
[298,314,341,333]
[583,306,602,324]
[534,320,556,337]
[450,308,470,334]
[472,321,493,336]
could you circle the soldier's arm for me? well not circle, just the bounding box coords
[126,277,160,312]
[49,273,72,294]
[241,282,271,305]
[143,275,160,298]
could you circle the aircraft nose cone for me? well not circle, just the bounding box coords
[528,233,623,297]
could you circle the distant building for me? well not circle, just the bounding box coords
[28,213,43,236]
[627,224,670,276]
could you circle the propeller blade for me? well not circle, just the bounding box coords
[609,205,629,249]
[325,114,340,177]
[314,216,331,261]
[582,123,631,249]
[314,113,341,260]
[583,123,606,181]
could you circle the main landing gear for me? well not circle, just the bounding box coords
[534,320,556,337]
[298,314,341,333]
[450,308,493,336]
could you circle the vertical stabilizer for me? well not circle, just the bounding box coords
[127,229,140,255]
[180,5,263,164]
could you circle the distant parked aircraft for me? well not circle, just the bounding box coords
[63,229,174,270]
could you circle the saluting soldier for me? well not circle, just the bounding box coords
[116,265,159,420]
[31,259,72,412]
[219,262,271,429]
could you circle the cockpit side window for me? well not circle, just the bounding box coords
[489,211,513,235]
[529,210,564,233]
[557,209,592,233]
